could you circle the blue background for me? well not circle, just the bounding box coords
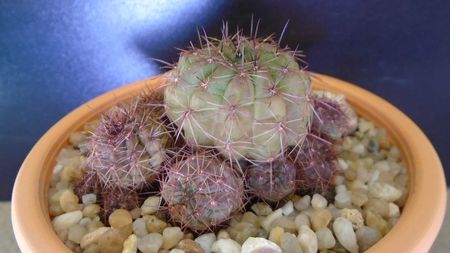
[1,0,449,200]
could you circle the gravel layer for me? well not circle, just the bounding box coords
[48,117,409,253]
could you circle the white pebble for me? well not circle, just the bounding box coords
[122,234,138,253]
[82,194,97,205]
[280,233,302,253]
[294,195,311,211]
[388,203,400,218]
[261,208,283,232]
[241,237,281,253]
[294,214,310,228]
[333,217,359,253]
[52,210,83,232]
[281,201,294,215]
[334,175,345,185]
[138,233,163,253]
[335,184,347,194]
[298,225,318,253]
[316,227,336,250]
[67,224,87,244]
[356,226,382,251]
[211,239,241,253]
[369,182,402,202]
[162,227,184,250]
[338,158,349,171]
[133,218,148,237]
[334,191,352,209]
[169,249,186,253]
[141,196,161,215]
[195,233,216,253]
[80,227,110,249]
[311,194,328,209]
[351,143,366,155]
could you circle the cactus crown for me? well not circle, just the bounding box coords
[164,24,312,163]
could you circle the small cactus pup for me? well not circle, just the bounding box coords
[163,26,312,162]
[289,133,337,198]
[311,90,357,140]
[75,92,172,219]
[161,150,244,232]
[245,159,297,202]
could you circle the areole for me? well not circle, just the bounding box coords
[12,73,446,252]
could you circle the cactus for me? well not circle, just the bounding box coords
[289,132,337,198]
[245,159,297,202]
[161,149,244,231]
[164,26,312,162]
[85,93,170,191]
[311,91,357,140]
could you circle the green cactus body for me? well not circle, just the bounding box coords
[164,33,312,161]
[161,151,244,231]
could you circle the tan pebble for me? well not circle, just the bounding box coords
[294,195,311,211]
[251,202,273,216]
[109,209,133,229]
[61,164,83,182]
[269,216,297,233]
[365,211,391,236]
[344,169,357,181]
[83,244,98,253]
[280,232,302,253]
[69,131,86,146]
[310,209,332,231]
[227,222,258,244]
[59,189,82,212]
[183,233,194,240]
[130,207,142,219]
[137,233,163,253]
[316,227,336,250]
[80,227,110,249]
[177,239,204,253]
[289,194,301,203]
[98,228,125,253]
[145,215,168,233]
[350,190,368,207]
[141,196,161,215]
[83,204,101,218]
[122,234,138,253]
[241,237,281,253]
[162,227,184,250]
[217,230,230,239]
[298,225,318,253]
[340,208,364,229]
[268,226,284,245]
[118,223,133,238]
[311,194,328,209]
[333,217,358,253]
[241,212,260,227]
[363,198,390,218]
[211,239,241,253]
[261,208,283,232]
[87,220,105,232]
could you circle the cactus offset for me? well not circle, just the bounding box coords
[289,133,337,198]
[164,26,312,162]
[86,94,170,191]
[161,150,244,232]
[311,91,357,140]
[246,159,297,202]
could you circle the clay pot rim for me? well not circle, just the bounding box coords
[12,73,447,252]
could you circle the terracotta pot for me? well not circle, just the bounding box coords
[12,74,446,252]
